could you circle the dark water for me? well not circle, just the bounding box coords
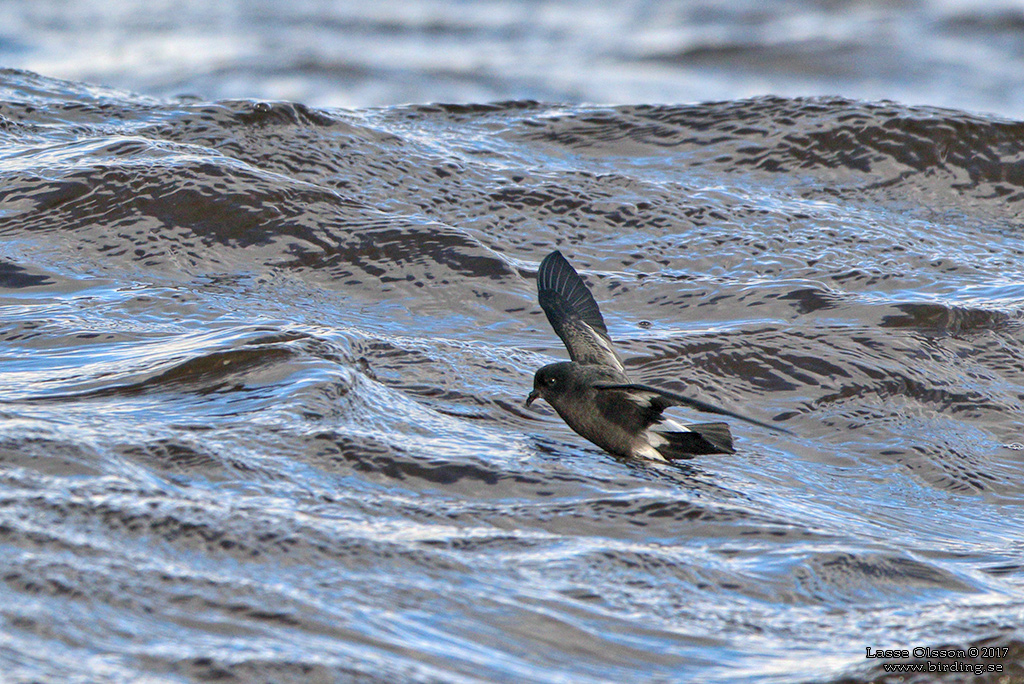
[2,64,1024,682]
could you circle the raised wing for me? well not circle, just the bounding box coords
[593,382,793,435]
[537,250,625,372]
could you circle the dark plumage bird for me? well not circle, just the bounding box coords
[525,250,790,460]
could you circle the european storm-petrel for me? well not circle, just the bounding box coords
[525,250,789,459]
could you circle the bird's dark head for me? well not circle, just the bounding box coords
[525,361,577,408]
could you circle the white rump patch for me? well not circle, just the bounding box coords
[634,442,667,461]
[658,418,692,432]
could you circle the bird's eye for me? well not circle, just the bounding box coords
[546,376,556,385]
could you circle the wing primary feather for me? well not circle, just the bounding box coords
[538,251,609,336]
[536,251,625,371]
[594,382,793,435]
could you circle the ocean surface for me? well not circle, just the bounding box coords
[2,2,1024,684]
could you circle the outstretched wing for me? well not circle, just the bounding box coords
[537,250,625,372]
[593,382,793,435]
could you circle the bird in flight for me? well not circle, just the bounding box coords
[525,250,790,459]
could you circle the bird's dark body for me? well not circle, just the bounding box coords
[525,250,789,460]
[533,362,733,458]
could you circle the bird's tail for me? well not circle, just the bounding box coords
[653,423,734,458]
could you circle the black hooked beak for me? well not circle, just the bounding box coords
[525,389,539,408]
